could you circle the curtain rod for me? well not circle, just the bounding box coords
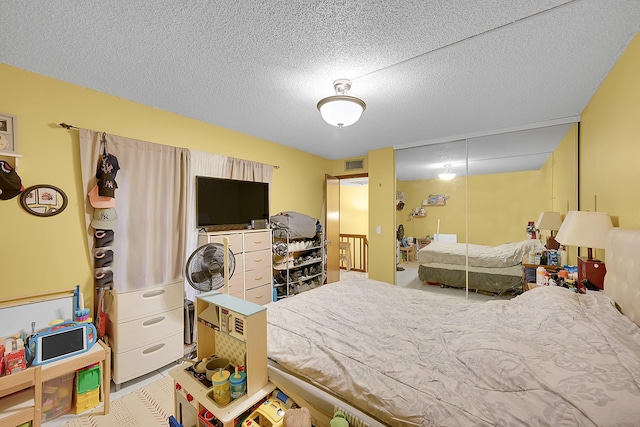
[59,122,280,169]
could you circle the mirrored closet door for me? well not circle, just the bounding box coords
[395,139,468,294]
[395,122,578,298]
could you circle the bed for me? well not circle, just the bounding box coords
[417,239,545,294]
[265,228,640,427]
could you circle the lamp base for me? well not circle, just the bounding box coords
[577,256,606,290]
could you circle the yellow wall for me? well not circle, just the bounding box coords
[0,64,331,303]
[368,147,396,284]
[340,185,369,236]
[396,175,467,242]
[397,167,551,246]
[580,31,640,237]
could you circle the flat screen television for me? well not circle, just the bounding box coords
[196,176,269,229]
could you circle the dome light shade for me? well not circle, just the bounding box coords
[317,79,366,129]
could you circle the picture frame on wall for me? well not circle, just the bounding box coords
[24,188,36,204]
[427,194,448,206]
[0,112,17,155]
[38,187,58,205]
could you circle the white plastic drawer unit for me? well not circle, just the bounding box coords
[244,230,271,252]
[112,331,183,384]
[108,281,183,322]
[107,306,183,352]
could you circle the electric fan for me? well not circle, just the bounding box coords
[185,242,236,292]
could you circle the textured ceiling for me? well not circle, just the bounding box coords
[1,1,639,179]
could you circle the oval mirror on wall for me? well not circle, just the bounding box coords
[20,185,68,217]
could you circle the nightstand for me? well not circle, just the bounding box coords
[522,261,563,293]
[525,282,540,291]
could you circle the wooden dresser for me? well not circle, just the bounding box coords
[198,229,273,305]
[106,280,184,389]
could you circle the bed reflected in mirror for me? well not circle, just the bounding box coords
[395,123,578,298]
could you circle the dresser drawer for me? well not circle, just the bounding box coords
[226,277,244,297]
[245,265,272,290]
[111,331,183,384]
[244,230,271,252]
[109,281,183,322]
[107,306,183,352]
[244,249,271,271]
[199,233,244,254]
[245,283,272,305]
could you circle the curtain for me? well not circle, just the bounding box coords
[227,157,274,183]
[79,129,190,292]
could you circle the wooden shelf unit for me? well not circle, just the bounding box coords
[0,340,110,427]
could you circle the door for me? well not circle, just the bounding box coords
[324,174,340,283]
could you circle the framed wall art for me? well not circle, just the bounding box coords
[20,185,68,217]
[426,194,449,206]
[0,112,17,155]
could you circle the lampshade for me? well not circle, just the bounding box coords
[438,164,456,181]
[535,211,563,231]
[555,211,613,251]
[317,79,366,129]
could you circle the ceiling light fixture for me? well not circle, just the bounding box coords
[438,164,456,181]
[317,79,366,129]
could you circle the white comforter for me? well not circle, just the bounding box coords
[418,239,544,268]
[266,278,640,427]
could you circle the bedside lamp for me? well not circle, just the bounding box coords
[535,211,563,250]
[554,211,613,289]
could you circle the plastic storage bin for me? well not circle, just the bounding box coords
[73,364,101,413]
[74,387,101,414]
[77,364,101,394]
[41,373,75,422]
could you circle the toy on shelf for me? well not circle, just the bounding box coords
[3,337,27,375]
[241,397,287,427]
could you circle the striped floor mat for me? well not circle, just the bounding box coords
[63,376,174,427]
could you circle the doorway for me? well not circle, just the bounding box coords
[337,174,369,279]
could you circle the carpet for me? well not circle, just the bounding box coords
[63,376,174,427]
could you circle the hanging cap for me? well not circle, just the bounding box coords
[88,184,115,208]
[0,160,24,200]
[92,208,118,230]
[96,152,120,180]
[98,173,118,198]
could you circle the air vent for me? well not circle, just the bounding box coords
[234,318,244,336]
[345,159,364,170]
